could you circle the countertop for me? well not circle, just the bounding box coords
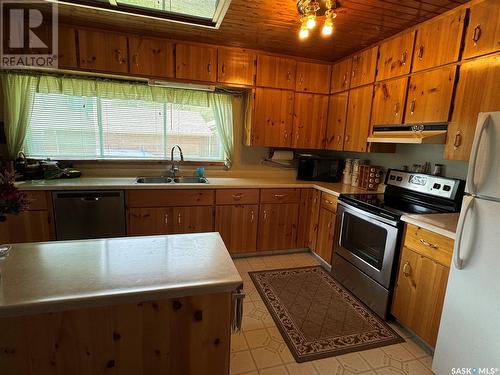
[16,177,378,197]
[401,213,459,239]
[0,233,243,318]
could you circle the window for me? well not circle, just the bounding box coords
[25,92,225,161]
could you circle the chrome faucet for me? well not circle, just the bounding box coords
[169,145,184,178]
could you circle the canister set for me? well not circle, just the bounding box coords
[343,159,384,191]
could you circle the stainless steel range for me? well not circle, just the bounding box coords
[332,169,465,319]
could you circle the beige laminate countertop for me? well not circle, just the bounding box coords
[0,233,242,318]
[401,213,459,240]
[16,177,377,197]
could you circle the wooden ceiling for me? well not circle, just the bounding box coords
[56,0,469,62]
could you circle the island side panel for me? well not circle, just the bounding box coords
[0,292,232,375]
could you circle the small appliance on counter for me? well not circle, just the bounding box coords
[297,154,344,182]
[14,153,82,180]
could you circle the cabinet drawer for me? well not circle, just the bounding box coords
[216,189,259,205]
[25,191,49,210]
[320,193,338,212]
[260,189,300,204]
[127,190,215,207]
[404,224,454,266]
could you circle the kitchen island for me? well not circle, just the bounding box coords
[0,233,243,375]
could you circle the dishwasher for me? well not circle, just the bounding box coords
[52,191,126,240]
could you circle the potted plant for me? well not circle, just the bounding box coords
[0,168,29,223]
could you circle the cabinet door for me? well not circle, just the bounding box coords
[292,93,329,149]
[445,54,500,160]
[295,62,331,94]
[297,189,314,248]
[344,85,373,152]
[78,29,128,73]
[129,37,174,78]
[0,211,54,244]
[215,205,258,253]
[57,25,78,69]
[376,31,415,81]
[371,77,408,126]
[391,246,449,347]
[315,208,335,264]
[405,65,457,124]
[325,92,349,150]
[330,58,352,93]
[307,190,321,251]
[217,47,256,86]
[174,206,214,234]
[256,55,296,90]
[412,8,466,72]
[175,43,217,82]
[350,46,378,88]
[128,207,173,236]
[463,0,500,59]
[252,88,294,147]
[257,203,298,251]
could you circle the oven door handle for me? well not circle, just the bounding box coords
[337,200,399,227]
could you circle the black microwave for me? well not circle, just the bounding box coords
[297,155,344,182]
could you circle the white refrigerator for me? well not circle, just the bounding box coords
[433,112,500,374]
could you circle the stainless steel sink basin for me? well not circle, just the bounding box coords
[135,176,208,184]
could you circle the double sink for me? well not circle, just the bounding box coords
[135,176,209,184]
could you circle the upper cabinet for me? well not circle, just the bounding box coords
[129,37,174,78]
[330,58,352,93]
[412,8,466,72]
[325,92,349,151]
[462,0,500,60]
[256,55,296,90]
[445,54,500,161]
[292,93,329,149]
[295,62,332,94]
[344,85,373,152]
[371,77,408,126]
[350,46,378,88]
[57,25,78,69]
[78,29,129,73]
[376,31,415,81]
[405,65,457,124]
[175,43,217,82]
[217,47,256,86]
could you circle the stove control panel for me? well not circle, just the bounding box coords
[386,170,461,199]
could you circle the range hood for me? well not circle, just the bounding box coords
[368,123,448,144]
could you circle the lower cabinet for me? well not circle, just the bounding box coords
[297,189,316,248]
[307,190,322,251]
[257,203,299,251]
[215,205,258,254]
[315,208,336,264]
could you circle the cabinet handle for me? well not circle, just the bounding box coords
[132,54,139,66]
[417,45,424,60]
[403,262,411,277]
[419,238,438,249]
[351,69,356,78]
[410,99,416,114]
[286,71,292,81]
[115,49,124,64]
[164,213,168,225]
[207,63,211,73]
[263,210,267,220]
[345,134,350,143]
[250,210,255,223]
[382,84,389,99]
[337,135,341,143]
[454,131,462,149]
[324,199,333,205]
[232,193,243,200]
[472,25,482,45]
[178,213,181,225]
[284,130,288,140]
[401,50,407,66]
[299,74,304,84]
[221,63,226,74]
[342,73,347,87]
[274,194,285,199]
[327,221,332,229]
[394,102,400,115]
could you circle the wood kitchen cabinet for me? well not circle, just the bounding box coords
[252,88,294,147]
[256,54,296,90]
[307,190,321,251]
[217,47,256,86]
[325,92,349,150]
[405,65,457,124]
[344,85,373,152]
[445,53,500,160]
[128,37,174,78]
[371,77,408,126]
[78,29,129,73]
[463,0,500,60]
[330,58,352,93]
[174,206,214,234]
[57,25,78,69]
[292,93,329,149]
[175,43,217,82]
[376,31,415,81]
[215,205,258,253]
[295,62,331,94]
[314,193,338,264]
[412,8,466,72]
[257,203,299,251]
[297,189,315,248]
[350,46,378,88]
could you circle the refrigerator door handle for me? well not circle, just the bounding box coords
[467,114,491,194]
[454,196,474,270]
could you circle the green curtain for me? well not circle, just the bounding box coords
[209,92,234,168]
[1,74,39,159]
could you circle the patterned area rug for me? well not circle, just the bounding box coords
[249,266,404,363]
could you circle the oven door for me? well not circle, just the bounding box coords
[334,201,400,288]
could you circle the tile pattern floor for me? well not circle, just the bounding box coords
[231,252,435,375]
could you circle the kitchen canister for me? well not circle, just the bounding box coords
[343,159,353,185]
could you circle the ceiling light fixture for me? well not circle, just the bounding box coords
[297,0,338,40]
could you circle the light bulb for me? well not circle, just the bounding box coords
[322,20,333,36]
[306,15,316,29]
[299,26,309,39]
